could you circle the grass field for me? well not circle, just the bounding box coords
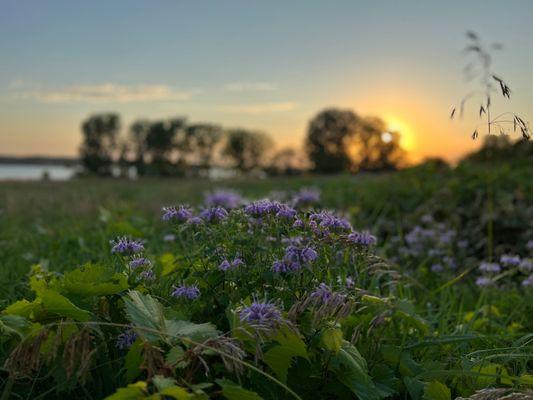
[0,160,532,399]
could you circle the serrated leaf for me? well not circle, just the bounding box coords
[165,320,219,342]
[62,263,128,297]
[124,291,166,342]
[329,342,381,400]
[0,315,31,338]
[3,299,41,318]
[263,324,308,383]
[216,379,263,400]
[321,327,343,354]
[104,381,147,400]
[423,381,450,400]
[40,289,91,321]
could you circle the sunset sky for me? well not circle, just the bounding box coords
[1,0,532,163]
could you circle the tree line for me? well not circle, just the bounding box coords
[79,108,406,177]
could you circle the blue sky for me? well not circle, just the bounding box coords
[1,0,532,161]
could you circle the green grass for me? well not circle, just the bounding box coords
[0,161,532,399]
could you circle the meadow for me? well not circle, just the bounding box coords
[0,159,532,399]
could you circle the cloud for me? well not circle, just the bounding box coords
[223,82,277,92]
[15,83,192,103]
[219,102,297,114]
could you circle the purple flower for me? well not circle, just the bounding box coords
[479,262,501,273]
[443,256,457,270]
[431,263,444,272]
[293,219,304,228]
[111,237,144,255]
[292,188,320,207]
[129,257,151,269]
[310,283,332,303]
[519,259,532,273]
[204,190,243,209]
[187,216,204,225]
[272,245,318,273]
[163,234,176,242]
[522,275,533,287]
[116,328,138,350]
[275,204,297,219]
[309,211,352,232]
[162,206,193,222]
[476,276,493,287]
[500,254,521,267]
[200,206,228,222]
[239,300,283,329]
[139,269,155,281]
[244,200,285,217]
[218,257,243,272]
[527,240,533,252]
[171,284,200,300]
[346,231,377,246]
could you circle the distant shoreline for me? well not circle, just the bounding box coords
[0,155,79,166]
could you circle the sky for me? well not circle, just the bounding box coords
[1,0,532,163]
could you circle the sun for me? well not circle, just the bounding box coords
[383,115,416,152]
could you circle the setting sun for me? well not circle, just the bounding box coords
[384,116,416,153]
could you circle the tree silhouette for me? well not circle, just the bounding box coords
[79,113,120,176]
[223,129,272,172]
[306,108,405,173]
[185,123,223,169]
[351,116,405,171]
[145,118,186,175]
[129,119,150,176]
[305,108,359,173]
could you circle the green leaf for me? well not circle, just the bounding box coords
[124,291,166,342]
[3,299,41,319]
[0,315,31,338]
[124,339,143,382]
[329,341,381,400]
[153,375,178,391]
[404,377,424,400]
[165,320,219,342]
[62,263,128,297]
[154,386,192,399]
[423,381,451,400]
[263,324,308,383]
[472,362,513,386]
[105,381,147,400]
[160,253,178,277]
[321,327,343,354]
[40,289,91,321]
[216,379,263,400]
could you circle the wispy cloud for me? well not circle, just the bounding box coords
[219,101,297,114]
[223,82,277,93]
[13,82,193,103]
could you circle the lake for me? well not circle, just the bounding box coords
[0,164,77,181]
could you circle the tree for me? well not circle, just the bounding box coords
[350,117,405,171]
[145,118,186,175]
[266,148,307,176]
[79,113,120,176]
[305,108,359,173]
[305,108,405,173]
[185,123,223,169]
[223,129,272,172]
[129,119,150,176]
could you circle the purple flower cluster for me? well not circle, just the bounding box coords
[110,237,144,255]
[500,254,521,267]
[272,245,318,273]
[129,257,151,269]
[116,328,138,350]
[244,200,295,219]
[199,206,229,222]
[475,276,493,287]
[310,283,333,303]
[309,211,352,233]
[239,300,283,329]
[139,269,155,281]
[519,259,533,273]
[204,190,243,209]
[291,188,320,207]
[522,274,533,287]
[162,206,193,222]
[479,262,501,273]
[171,284,200,300]
[219,257,245,271]
[346,231,377,246]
